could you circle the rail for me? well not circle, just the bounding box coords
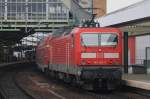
[0,62,35,99]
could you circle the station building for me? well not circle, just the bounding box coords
[97,0,150,74]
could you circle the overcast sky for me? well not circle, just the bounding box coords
[107,0,144,13]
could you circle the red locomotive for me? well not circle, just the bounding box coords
[36,21,123,90]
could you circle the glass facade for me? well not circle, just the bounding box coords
[0,0,69,21]
[0,0,5,20]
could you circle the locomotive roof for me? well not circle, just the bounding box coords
[52,26,73,37]
[51,20,121,38]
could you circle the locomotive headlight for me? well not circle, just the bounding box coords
[104,53,119,58]
[81,53,96,58]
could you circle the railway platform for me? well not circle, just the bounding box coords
[0,61,30,68]
[123,74,150,90]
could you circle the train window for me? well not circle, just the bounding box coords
[81,34,99,46]
[81,33,118,46]
[101,34,118,46]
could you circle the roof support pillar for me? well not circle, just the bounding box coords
[124,32,128,73]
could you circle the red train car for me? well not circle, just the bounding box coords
[36,23,123,90]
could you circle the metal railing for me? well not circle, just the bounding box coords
[128,59,150,74]
[0,1,70,31]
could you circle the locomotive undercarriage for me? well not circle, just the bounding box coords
[43,64,122,91]
[80,67,122,90]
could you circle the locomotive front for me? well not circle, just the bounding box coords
[75,28,123,90]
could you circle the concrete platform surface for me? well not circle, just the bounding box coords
[123,74,150,90]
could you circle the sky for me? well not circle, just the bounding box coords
[107,0,144,13]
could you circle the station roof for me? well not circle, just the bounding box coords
[0,23,69,46]
[97,0,150,27]
[96,0,150,36]
[0,28,35,46]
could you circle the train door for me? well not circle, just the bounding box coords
[66,42,70,72]
[49,45,52,70]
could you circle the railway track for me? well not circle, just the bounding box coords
[16,67,150,99]
[82,84,150,99]
[0,62,150,99]
[57,82,150,99]
[0,63,34,99]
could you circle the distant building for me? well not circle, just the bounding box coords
[75,0,106,16]
[93,0,106,16]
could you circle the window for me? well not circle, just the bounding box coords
[101,34,118,46]
[81,34,99,46]
[0,1,5,19]
[81,33,118,46]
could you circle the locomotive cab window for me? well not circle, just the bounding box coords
[81,33,118,46]
[101,34,118,46]
[81,34,99,46]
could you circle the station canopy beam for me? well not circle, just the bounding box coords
[120,20,150,36]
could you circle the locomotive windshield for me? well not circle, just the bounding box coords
[81,33,118,46]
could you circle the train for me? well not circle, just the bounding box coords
[36,21,123,90]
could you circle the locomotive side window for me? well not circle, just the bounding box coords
[81,33,118,46]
